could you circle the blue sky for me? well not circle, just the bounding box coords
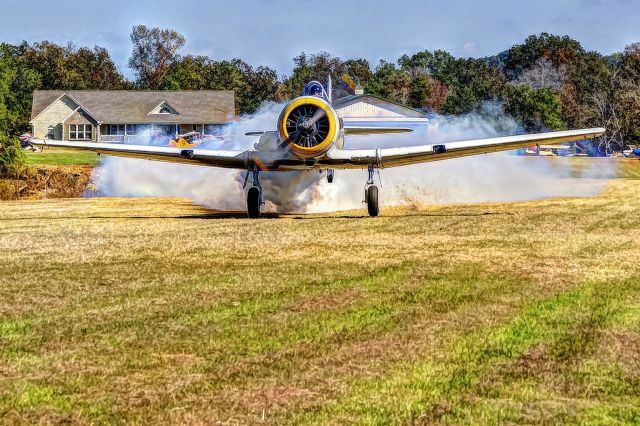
[1,0,639,78]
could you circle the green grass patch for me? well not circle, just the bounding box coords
[25,148,99,165]
[296,278,639,424]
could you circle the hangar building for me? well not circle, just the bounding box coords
[333,94,429,124]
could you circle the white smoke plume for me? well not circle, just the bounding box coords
[93,102,616,213]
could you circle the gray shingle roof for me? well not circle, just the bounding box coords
[31,90,235,124]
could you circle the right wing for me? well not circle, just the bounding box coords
[25,138,250,169]
[324,128,606,168]
[246,127,415,136]
[343,125,414,135]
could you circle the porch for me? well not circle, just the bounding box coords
[98,123,227,143]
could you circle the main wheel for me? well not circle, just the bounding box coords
[366,185,379,217]
[247,187,261,218]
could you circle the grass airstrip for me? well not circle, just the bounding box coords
[0,158,639,424]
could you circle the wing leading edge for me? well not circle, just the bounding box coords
[27,139,249,169]
[325,128,606,168]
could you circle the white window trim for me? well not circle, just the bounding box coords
[69,124,93,141]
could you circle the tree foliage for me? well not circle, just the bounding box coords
[129,25,186,89]
[0,135,24,175]
[503,85,565,131]
[164,56,278,114]
[0,29,639,158]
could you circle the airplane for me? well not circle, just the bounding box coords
[20,78,606,218]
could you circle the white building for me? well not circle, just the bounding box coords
[30,90,235,143]
[333,94,429,124]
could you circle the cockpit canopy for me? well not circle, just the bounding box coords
[302,81,328,100]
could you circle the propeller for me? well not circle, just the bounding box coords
[278,130,299,150]
[281,104,330,149]
[305,108,326,128]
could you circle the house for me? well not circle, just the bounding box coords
[30,91,235,143]
[333,94,429,123]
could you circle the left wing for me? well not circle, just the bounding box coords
[323,128,606,168]
[25,138,250,169]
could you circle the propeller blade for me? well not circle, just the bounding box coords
[307,107,326,126]
[278,130,299,150]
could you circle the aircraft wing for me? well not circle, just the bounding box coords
[26,139,249,169]
[343,125,414,135]
[24,127,605,171]
[324,128,606,168]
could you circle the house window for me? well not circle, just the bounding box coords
[126,124,137,135]
[151,124,176,136]
[46,126,55,139]
[205,124,225,136]
[159,106,172,114]
[136,124,151,135]
[107,124,125,136]
[69,124,92,141]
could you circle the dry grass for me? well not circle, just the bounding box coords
[0,158,639,424]
[0,165,93,200]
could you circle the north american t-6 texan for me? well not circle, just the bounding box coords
[21,79,605,218]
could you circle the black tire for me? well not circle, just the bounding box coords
[247,187,261,218]
[327,169,334,183]
[366,185,379,217]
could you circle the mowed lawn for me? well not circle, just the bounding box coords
[1,160,639,424]
[25,148,99,166]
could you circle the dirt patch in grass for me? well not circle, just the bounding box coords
[598,330,640,374]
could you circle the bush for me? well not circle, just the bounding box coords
[0,135,25,176]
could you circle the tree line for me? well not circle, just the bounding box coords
[2,26,640,159]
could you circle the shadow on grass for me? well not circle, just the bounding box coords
[2,211,517,221]
[289,211,515,220]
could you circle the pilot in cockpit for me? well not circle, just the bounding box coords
[302,81,325,98]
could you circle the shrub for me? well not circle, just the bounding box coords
[0,135,25,176]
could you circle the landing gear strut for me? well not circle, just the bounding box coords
[364,163,379,217]
[246,168,263,218]
[326,169,334,183]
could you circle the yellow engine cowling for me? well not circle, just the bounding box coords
[277,96,340,158]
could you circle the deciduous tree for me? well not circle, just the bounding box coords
[129,25,185,89]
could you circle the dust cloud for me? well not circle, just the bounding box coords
[93,102,616,213]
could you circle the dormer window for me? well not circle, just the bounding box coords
[149,101,180,116]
